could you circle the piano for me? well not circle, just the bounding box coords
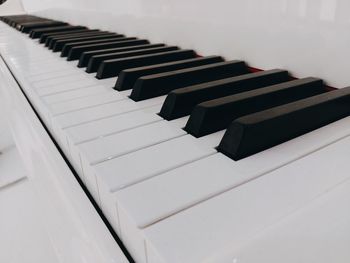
[1,1,350,262]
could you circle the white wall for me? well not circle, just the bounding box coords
[18,0,350,88]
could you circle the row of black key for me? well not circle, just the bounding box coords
[3,15,350,162]
[0,14,66,32]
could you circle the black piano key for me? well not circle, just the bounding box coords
[61,35,137,59]
[7,15,42,27]
[42,30,96,43]
[1,14,38,22]
[44,29,101,46]
[185,78,326,137]
[32,27,85,40]
[21,21,67,33]
[130,60,249,101]
[78,43,166,68]
[52,33,120,52]
[86,46,179,73]
[61,36,134,57]
[16,20,52,29]
[65,38,146,60]
[218,86,350,160]
[30,25,87,39]
[115,56,224,91]
[96,49,197,79]
[2,15,48,29]
[40,30,79,43]
[159,69,290,120]
[45,30,102,46]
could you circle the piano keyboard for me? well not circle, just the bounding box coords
[1,14,350,263]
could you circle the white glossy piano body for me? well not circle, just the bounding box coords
[1,1,350,263]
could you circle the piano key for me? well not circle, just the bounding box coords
[129,60,249,101]
[30,25,87,39]
[97,50,196,79]
[21,21,68,33]
[6,48,55,61]
[218,178,350,263]
[53,97,166,173]
[61,36,129,57]
[159,69,290,120]
[44,28,101,46]
[48,31,112,49]
[185,77,326,137]
[78,44,164,68]
[22,58,78,75]
[11,58,66,74]
[77,117,189,195]
[31,73,91,89]
[115,56,224,91]
[53,95,165,130]
[39,29,98,43]
[96,130,223,198]
[52,33,121,52]
[65,104,162,145]
[7,17,51,30]
[48,91,127,115]
[142,134,350,262]
[65,39,149,61]
[46,29,102,47]
[36,78,100,96]
[219,86,350,160]
[25,64,75,77]
[43,85,112,104]
[27,68,81,82]
[95,132,223,232]
[86,46,179,73]
[1,15,41,25]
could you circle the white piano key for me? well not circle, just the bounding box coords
[53,95,165,130]
[10,59,61,70]
[27,68,81,82]
[98,131,223,191]
[48,91,126,115]
[80,117,189,165]
[31,73,89,89]
[63,105,161,182]
[95,131,223,234]
[97,77,118,88]
[14,58,67,69]
[24,60,78,76]
[36,78,100,96]
[26,66,79,78]
[212,179,350,263]
[65,104,162,145]
[52,97,164,175]
[25,64,71,76]
[77,118,188,200]
[142,135,350,263]
[11,57,63,71]
[42,85,113,104]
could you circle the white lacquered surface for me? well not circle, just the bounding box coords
[0,30,129,263]
[225,178,350,263]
